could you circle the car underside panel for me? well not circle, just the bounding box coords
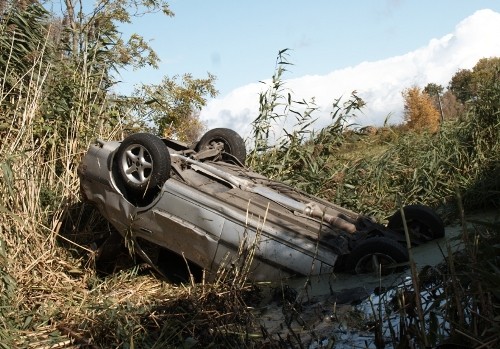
[213,217,336,280]
[176,164,347,238]
[151,178,340,280]
[133,207,220,271]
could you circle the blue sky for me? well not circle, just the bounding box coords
[115,0,500,136]
[118,0,500,94]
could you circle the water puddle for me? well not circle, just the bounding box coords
[254,210,499,348]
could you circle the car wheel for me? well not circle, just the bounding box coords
[113,133,171,203]
[387,204,445,243]
[196,128,246,164]
[346,237,409,275]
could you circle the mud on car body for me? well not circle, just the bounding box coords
[78,128,445,281]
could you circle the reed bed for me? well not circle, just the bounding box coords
[247,51,499,222]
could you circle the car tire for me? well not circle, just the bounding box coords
[196,128,246,164]
[346,237,409,275]
[387,204,445,242]
[113,133,171,203]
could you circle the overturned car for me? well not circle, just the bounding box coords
[78,128,445,281]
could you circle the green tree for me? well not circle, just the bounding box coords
[423,82,444,97]
[49,0,175,128]
[424,82,444,121]
[68,0,218,139]
[448,57,500,130]
[129,74,218,141]
[1,0,219,143]
[60,0,172,68]
[468,57,500,128]
[449,57,500,104]
[448,68,473,104]
[402,86,440,132]
[53,0,216,139]
[440,90,465,120]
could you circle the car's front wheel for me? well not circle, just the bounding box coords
[113,133,171,204]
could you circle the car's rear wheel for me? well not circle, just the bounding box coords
[113,133,171,204]
[346,237,409,275]
[196,128,246,164]
[387,204,445,243]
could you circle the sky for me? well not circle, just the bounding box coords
[116,0,500,138]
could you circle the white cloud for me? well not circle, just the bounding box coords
[200,9,500,139]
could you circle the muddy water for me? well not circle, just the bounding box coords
[255,211,499,348]
[285,218,466,297]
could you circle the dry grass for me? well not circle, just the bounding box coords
[0,59,264,346]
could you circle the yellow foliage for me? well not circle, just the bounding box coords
[402,86,440,132]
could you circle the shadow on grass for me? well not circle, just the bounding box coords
[56,201,202,283]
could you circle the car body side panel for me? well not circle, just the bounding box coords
[152,179,339,279]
